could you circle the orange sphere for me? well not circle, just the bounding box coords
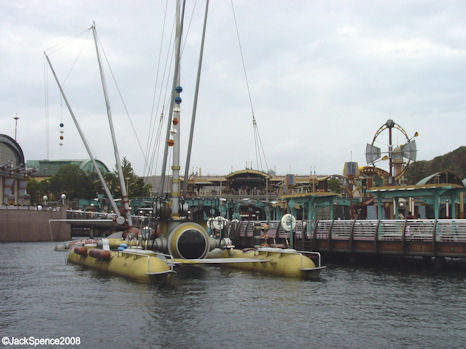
[167,139,175,146]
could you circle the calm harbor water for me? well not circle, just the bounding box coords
[1,242,465,349]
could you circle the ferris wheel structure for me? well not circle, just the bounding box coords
[365,119,418,183]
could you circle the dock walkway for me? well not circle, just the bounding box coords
[232,219,466,258]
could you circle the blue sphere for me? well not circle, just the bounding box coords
[59,123,64,127]
[175,96,182,104]
[175,86,183,93]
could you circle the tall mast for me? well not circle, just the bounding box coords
[183,0,209,195]
[170,0,184,217]
[91,22,132,226]
[171,77,182,217]
[44,53,122,220]
[159,0,185,196]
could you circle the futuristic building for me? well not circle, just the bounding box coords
[0,134,32,205]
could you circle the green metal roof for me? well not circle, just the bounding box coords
[417,172,440,185]
[27,159,110,177]
[416,170,463,186]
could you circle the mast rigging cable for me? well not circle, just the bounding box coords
[230,0,269,173]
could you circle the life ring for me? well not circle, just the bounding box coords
[281,214,297,232]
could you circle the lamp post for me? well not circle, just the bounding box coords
[13,114,19,141]
[61,193,66,206]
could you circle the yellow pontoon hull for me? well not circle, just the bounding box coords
[67,248,172,282]
[208,248,324,279]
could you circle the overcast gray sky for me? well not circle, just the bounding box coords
[1,0,465,177]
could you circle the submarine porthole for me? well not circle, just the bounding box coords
[177,229,207,259]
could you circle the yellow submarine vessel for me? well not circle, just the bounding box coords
[50,13,325,283]
[66,220,325,282]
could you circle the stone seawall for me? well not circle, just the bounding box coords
[0,207,71,242]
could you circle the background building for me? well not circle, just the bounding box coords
[27,159,110,181]
[0,134,32,205]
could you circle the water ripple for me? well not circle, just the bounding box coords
[0,242,465,348]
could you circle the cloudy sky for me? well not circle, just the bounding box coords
[1,0,465,177]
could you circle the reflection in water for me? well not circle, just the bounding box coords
[0,242,464,348]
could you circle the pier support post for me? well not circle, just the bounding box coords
[14,179,18,206]
[394,197,399,219]
[329,197,335,220]
[350,219,356,254]
[432,219,438,257]
[376,194,383,219]
[450,193,457,219]
[253,222,261,248]
[0,177,3,205]
[422,256,432,267]
[460,192,464,219]
[434,193,440,219]
[434,256,446,270]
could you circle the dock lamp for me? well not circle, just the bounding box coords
[61,193,66,206]
[43,195,48,206]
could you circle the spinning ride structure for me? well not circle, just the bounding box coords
[365,119,418,185]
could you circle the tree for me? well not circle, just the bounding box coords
[26,179,50,204]
[87,171,108,199]
[328,178,342,193]
[106,157,151,198]
[406,146,466,184]
[28,158,149,204]
[49,164,94,199]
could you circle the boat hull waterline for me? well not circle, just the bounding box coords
[67,247,172,282]
[67,243,324,281]
[207,248,325,280]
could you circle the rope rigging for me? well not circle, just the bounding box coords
[230,0,269,173]
[44,29,91,158]
[145,14,176,179]
[145,0,171,177]
[145,0,198,180]
[181,0,199,55]
[44,28,90,56]
[44,24,154,183]
[96,34,149,168]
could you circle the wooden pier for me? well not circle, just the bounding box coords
[60,210,466,259]
[230,219,466,259]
